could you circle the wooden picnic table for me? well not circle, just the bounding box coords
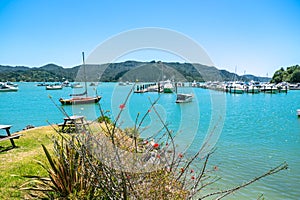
[59,115,87,133]
[0,125,21,148]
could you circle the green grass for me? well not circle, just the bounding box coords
[0,126,56,199]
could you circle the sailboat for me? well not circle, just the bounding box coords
[59,52,102,105]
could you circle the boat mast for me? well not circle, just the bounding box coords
[82,52,88,97]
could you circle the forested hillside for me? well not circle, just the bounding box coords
[271,65,300,83]
[0,61,270,82]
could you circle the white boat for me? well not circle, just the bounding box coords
[176,93,193,103]
[118,82,127,86]
[228,82,244,94]
[89,82,99,86]
[36,82,49,86]
[46,84,63,90]
[5,82,18,87]
[261,84,278,93]
[276,82,289,93]
[289,83,300,90]
[191,80,197,87]
[0,82,18,92]
[163,80,174,93]
[71,83,83,88]
[246,85,259,93]
[147,84,159,92]
[176,82,183,87]
[62,80,71,87]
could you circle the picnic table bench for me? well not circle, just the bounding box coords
[58,115,88,133]
[0,125,21,148]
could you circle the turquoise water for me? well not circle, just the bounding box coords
[0,82,299,199]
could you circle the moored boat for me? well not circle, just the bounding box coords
[37,82,49,86]
[62,80,71,87]
[163,80,174,93]
[147,84,159,92]
[0,82,18,92]
[46,84,63,90]
[191,80,197,87]
[5,82,18,87]
[261,84,278,93]
[59,96,101,105]
[89,82,99,86]
[289,83,300,90]
[71,83,83,88]
[59,52,101,105]
[176,93,193,103]
[245,85,260,94]
[228,82,244,94]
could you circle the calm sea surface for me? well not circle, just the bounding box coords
[0,82,299,199]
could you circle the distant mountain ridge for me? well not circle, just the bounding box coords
[0,61,270,82]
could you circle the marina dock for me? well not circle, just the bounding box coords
[133,80,291,94]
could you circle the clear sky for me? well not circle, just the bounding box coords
[0,0,299,77]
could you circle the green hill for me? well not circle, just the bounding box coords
[0,61,270,82]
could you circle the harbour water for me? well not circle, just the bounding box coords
[0,82,299,199]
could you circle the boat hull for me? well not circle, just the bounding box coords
[0,88,18,92]
[59,96,101,105]
[163,88,174,93]
[176,98,193,103]
[230,89,244,94]
[46,86,62,90]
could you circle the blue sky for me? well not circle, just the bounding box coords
[0,0,299,76]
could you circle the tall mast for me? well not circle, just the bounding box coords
[82,52,88,97]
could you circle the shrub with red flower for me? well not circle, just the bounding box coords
[153,143,159,148]
[119,104,125,110]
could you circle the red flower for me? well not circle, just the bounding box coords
[214,166,219,171]
[156,154,161,158]
[148,109,151,112]
[191,176,195,180]
[178,153,183,158]
[180,168,185,173]
[119,104,125,110]
[153,143,159,148]
[190,169,194,173]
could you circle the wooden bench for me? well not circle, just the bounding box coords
[0,125,21,148]
[58,116,88,133]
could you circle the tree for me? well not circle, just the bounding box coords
[271,65,300,83]
[290,70,300,83]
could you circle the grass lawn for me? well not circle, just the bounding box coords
[0,126,56,200]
